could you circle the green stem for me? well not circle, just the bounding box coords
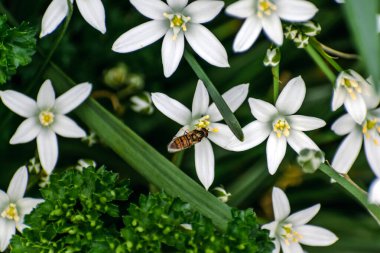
[319,163,380,224]
[184,50,244,141]
[305,44,336,84]
[310,38,344,72]
[171,151,185,168]
[272,64,280,102]
[32,0,73,87]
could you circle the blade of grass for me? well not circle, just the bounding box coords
[184,50,244,141]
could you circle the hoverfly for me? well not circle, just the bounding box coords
[168,128,208,153]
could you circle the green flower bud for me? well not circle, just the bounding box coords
[284,25,298,40]
[130,92,154,115]
[301,21,321,37]
[264,47,281,67]
[103,63,129,88]
[294,33,309,48]
[297,149,325,173]
[211,186,231,203]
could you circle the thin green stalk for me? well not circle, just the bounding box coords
[310,38,344,72]
[184,50,244,141]
[172,151,185,168]
[319,163,380,224]
[272,64,280,102]
[305,44,336,84]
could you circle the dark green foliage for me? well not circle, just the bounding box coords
[0,15,36,84]
[11,167,273,253]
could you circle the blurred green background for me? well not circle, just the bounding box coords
[0,0,379,252]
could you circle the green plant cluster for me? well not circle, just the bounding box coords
[0,15,36,84]
[11,167,273,253]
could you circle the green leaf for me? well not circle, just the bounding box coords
[184,50,245,141]
[344,0,380,91]
[0,15,36,84]
[44,63,232,231]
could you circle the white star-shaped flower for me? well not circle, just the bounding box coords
[331,107,380,175]
[0,79,92,174]
[225,0,318,52]
[262,187,338,253]
[228,76,325,174]
[0,167,44,252]
[332,70,377,124]
[369,178,380,205]
[112,0,229,77]
[151,80,248,189]
[40,0,106,38]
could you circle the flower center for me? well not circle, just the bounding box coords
[281,223,303,246]
[340,77,362,100]
[39,111,55,127]
[163,13,191,40]
[362,118,380,145]
[273,119,290,138]
[257,0,277,18]
[194,115,218,132]
[1,203,20,222]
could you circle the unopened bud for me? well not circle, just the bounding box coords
[301,21,321,37]
[103,63,129,88]
[75,159,97,172]
[130,92,154,115]
[284,25,298,40]
[294,33,309,48]
[264,47,281,67]
[297,149,325,173]
[212,186,231,203]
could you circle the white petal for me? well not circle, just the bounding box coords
[167,0,188,11]
[207,83,249,122]
[10,118,41,144]
[276,0,318,22]
[276,76,305,115]
[162,30,185,77]
[344,95,367,124]
[280,240,303,253]
[331,130,362,174]
[227,121,271,151]
[0,191,9,211]
[297,225,338,246]
[16,198,44,217]
[225,0,255,18]
[194,138,214,190]
[232,16,262,52]
[287,115,326,131]
[185,23,229,68]
[54,82,92,114]
[261,221,278,237]
[364,136,380,176]
[286,204,320,226]
[248,97,278,122]
[192,80,209,118]
[7,166,28,202]
[40,0,68,37]
[361,81,379,109]
[331,86,346,111]
[0,90,38,118]
[331,113,357,136]
[272,187,291,221]
[183,1,224,23]
[207,123,236,149]
[287,130,319,153]
[37,129,58,174]
[130,0,170,20]
[37,80,56,109]
[267,132,287,175]
[151,93,192,125]
[0,218,15,252]
[112,20,167,53]
[273,238,281,253]
[76,0,106,34]
[368,178,380,204]
[262,14,283,45]
[52,115,86,138]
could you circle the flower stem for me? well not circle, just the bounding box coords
[184,50,244,141]
[304,44,336,84]
[272,64,280,103]
[310,38,344,72]
[319,163,380,225]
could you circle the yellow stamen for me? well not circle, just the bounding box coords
[39,111,55,127]
[273,119,290,138]
[164,12,191,40]
[362,118,380,145]
[257,0,277,18]
[341,77,362,100]
[281,223,303,246]
[1,203,20,222]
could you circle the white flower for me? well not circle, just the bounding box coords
[262,187,338,253]
[112,0,229,77]
[40,0,106,38]
[0,80,92,174]
[228,76,325,174]
[151,80,248,189]
[0,167,44,252]
[332,70,377,124]
[225,0,318,52]
[331,107,380,175]
[369,178,380,205]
